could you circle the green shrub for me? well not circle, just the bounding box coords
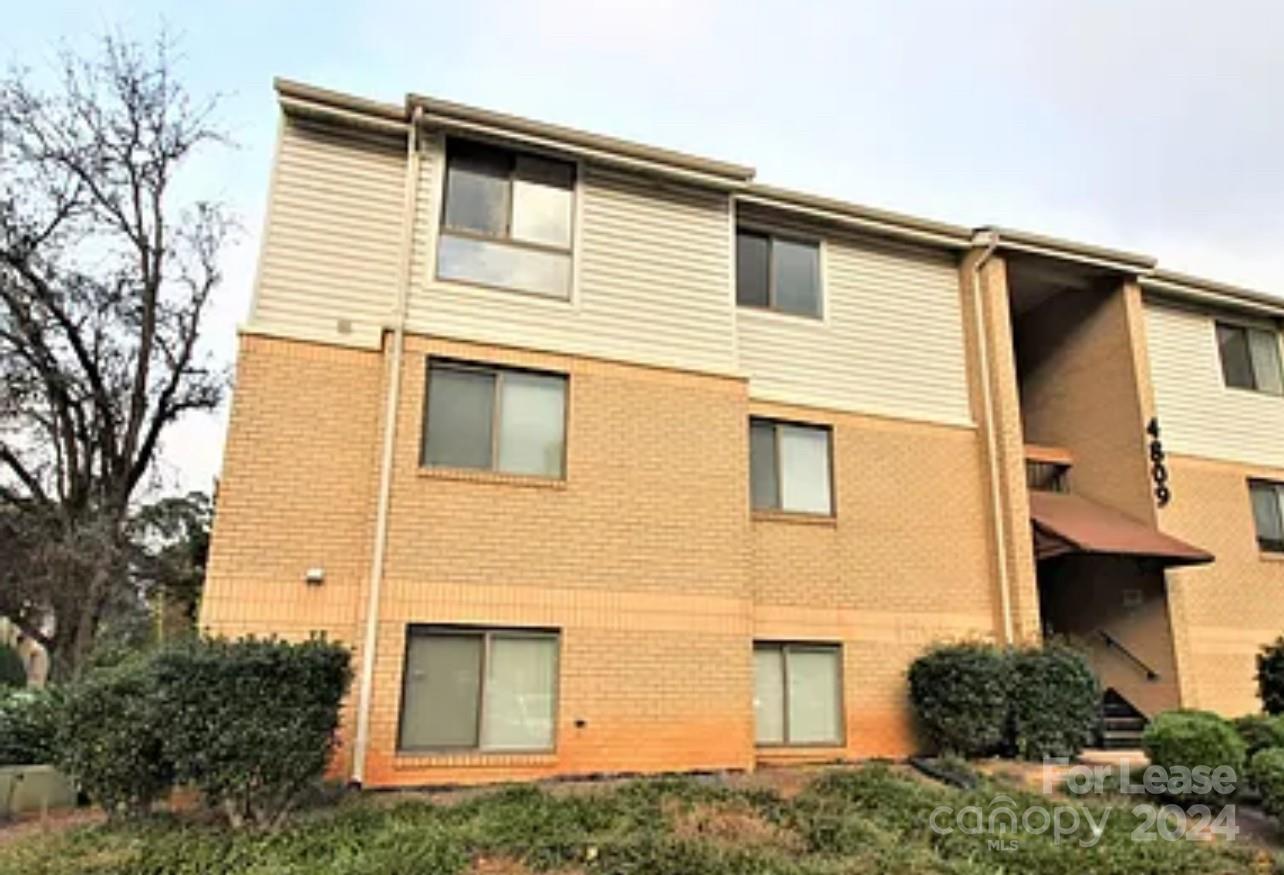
[1249,747,1284,822]
[0,687,60,765]
[1007,642,1100,760]
[1257,636,1284,715]
[55,658,174,819]
[153,636,352,830]
[1141,710,1244,806]
[907,642,1010,757]
[1232,713,1284,759]
[0,644,27,688]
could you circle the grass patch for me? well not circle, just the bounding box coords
[0,765,1278,874]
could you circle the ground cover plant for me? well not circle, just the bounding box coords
[0,764,1277,875]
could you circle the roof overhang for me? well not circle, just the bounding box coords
[271,78,1284,309]
[976,226,1156,276]
[1029,491,1213,567]
[1141,270,1284,319]
[739,185,972,250]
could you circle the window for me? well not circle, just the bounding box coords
[398,627,559,752]
[1217,322,1283,395]
[749,418,833,514]
[422,360,567,478]
[753,643,843,746]
[437,140,575,298]
[736,229,821,317]
[1249,480,1284,552]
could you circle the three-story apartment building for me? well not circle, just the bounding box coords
[201,79,1284,787]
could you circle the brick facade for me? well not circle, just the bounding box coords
[1160,454,1284,716]
[202,332,1007,786]
[203,83,1284,789]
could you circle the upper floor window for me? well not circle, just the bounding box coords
[1216,322,1283,395]
[437,140,575,299]
[1250,479,1284,553]
[421,359,567,478]
[736,229,821,317]
[749,418,833,515]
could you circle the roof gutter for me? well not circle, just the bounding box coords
[351,104,423,787]
[1142,270,1284,319]
[978,226,1156,275]
[737,186,971,250]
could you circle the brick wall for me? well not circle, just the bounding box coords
[203,332,1008,787]
[201,334,388,775]
[1160,454,1284,715]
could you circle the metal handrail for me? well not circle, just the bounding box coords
[1098,630,1160,681]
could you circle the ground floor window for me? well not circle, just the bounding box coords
[398,626,559,752]
[753,642,843,746]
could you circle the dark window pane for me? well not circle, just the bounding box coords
[444,142,510,237]
[399,632,483,749]
[1251,482,1284,549]
[1249,329,1284,395]
[1217,323,1255,390]
[423,365,495,469]
[736,231,770,308]
[773,239,821,316]
[749,420,779,510]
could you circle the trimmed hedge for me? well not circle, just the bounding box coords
[49,637,351,827]
[1249,747,1284,822]
[1258,636,1284,716]
[1232,713,1284,759]
[1008,642,1101,760]
[1141,710,1244,806]
[0,644,26,689]
[908,641,1099,760]
[0,687,59,766]
[153,636,352,830]
[908,643,1011,757]
[55,658,174,819]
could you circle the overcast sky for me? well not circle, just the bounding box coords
[6,1,1284,496]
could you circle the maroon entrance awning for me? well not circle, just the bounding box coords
[1028,491,1213,567]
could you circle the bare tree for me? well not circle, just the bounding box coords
[0,33,230,676]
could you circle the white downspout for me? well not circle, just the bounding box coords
[352,105,423,785]
[970,231,1015,646]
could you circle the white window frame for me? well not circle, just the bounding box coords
[1215,320,1284,396]
[734,223,825,320]
[434,136,579,301]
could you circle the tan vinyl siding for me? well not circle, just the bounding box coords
[405,139,737,375]
[249,117,405,347]
[1145,300,1284,468]
[735,233,972,427]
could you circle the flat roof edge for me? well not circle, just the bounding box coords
[980,226,1156,271]
[741,184,972,249]
[275,77,406,124]
[408,93,755,183]
[1142,270,1284,316]
[270,78,1283,310]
